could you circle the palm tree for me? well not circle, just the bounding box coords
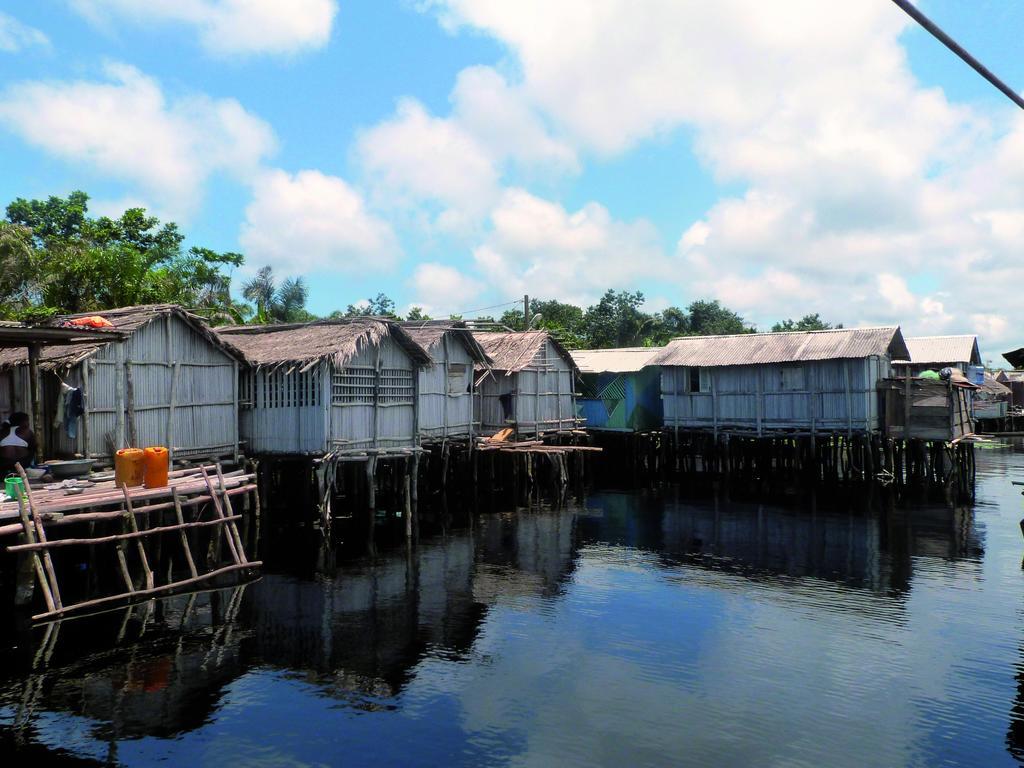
[241,266,311,324]
[242,266,277,323]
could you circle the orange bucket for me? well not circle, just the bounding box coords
[143,446,169,488]
[114,448,146,488]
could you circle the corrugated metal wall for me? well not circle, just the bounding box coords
[417,335,476,440]
[661,356,889,434]
[477,339,576,436]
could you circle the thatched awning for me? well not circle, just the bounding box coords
[400,321,491,366]
[471,330,578,375]
[216,318,432,371]
[0,304,240,371]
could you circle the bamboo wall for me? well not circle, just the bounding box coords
[330,335,417,451]
[661,356,890,435]
[476,339,576,436]
[239,334,420,455]
[12,313,239,461]
[417,334,476,441]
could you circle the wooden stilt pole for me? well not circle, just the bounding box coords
[16,465,61,611]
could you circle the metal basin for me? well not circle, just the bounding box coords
[45,459,95,479]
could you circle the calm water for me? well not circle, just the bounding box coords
[3,442,1024,766]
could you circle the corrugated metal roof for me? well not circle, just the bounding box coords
[648,327,907,368]
[902,335,981,366]
[571,347,661,373]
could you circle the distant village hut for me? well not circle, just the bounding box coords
[217,319,431,456]
[571,347,662,433]
[472,331,579,438]
[973,372,1011,422]
[900,335,982,377]
[0,305,242,463]
[996,370,1024,409]
[399,322,490,444]
[651,327,909,436]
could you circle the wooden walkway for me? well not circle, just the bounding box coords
[1,463,261,622]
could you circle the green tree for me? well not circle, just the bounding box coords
[405,306,431,321]
[3,191,244,320]
[583,290,655,348]
[0,222,36,318]
[685,299,750,335]
[336,292,398,318]
[242,266,313,324]
[501,298,587,347]
[770,313,841,332]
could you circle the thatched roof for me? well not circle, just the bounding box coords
[649,327,908,368]
[0,304,240,371]
[399,321,490,366]
[471,330,578,374]
[216,318,432,371]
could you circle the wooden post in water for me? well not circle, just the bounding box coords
[404,457,413,542]
[366,456,377,556]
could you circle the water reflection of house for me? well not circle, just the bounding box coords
[243,535,482,698]
[3,586,250,747]
[578,491,981,597]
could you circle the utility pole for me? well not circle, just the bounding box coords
[891,0,1024,112]
[523,294,530,331]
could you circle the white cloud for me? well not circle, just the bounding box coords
[424,1,1024,345]
[357,98,500,230]
[0,12,49,52]
[70,0,337,56]
[0,62,275,219]
[470,188,668,305]
[451,66,578,174]
[356,67,576,231]
[408,263,485,316]
[239,169,399,275]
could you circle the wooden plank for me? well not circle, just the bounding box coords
[121,486,154,590]
[31,560,262,622]
[125,359,138,448]
[216,464,247,564]
[81,360,90,459]
[7,514,242,552]
[167,361,180,462]
[28,344,43,462]
[200,466,241,565]
[172,487,199,579]
[16,490,55,614]
[17,464,62,610]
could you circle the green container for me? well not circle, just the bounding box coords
[4,476,24,500]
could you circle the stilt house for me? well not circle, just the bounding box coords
[0,305,242,463]
[217,319,431,456]
[571,347,662,432]
[399,322,490,443]
[651,327,909,436]
[472,331,579,437]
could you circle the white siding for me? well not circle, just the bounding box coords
[661,356,889,435]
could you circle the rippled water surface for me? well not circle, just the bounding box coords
[4,442,1024,766]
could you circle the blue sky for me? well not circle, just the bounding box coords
[1,1,1023,354]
